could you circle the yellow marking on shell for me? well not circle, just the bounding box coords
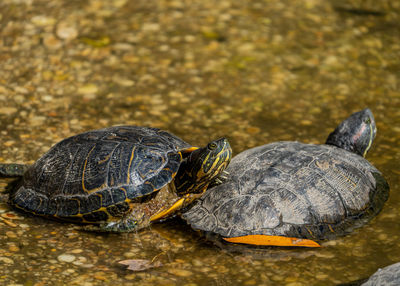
[120,187,128,195]
[82,145,97,193]
[85,184,108,194]
[97,154,111,165]
[144,180,157,191]
[127,146,136,184]
[180,146,199,155]
[223,235,321,248]
[305,227,314,237]
[150,196,186,222]
[97,207,107,212]
[342,174,357,188]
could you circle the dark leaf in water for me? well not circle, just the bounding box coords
[119,259,163,272]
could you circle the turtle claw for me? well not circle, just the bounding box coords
[209,173,228,188]
[77,218,141,233]
[217,170,229,181]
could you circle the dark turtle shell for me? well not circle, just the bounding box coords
[9,126,191,223]
[182,141,389,240]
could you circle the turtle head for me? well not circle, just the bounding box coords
[175,138,232,195]
[325,108,376,157]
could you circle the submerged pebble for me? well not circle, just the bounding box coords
[57,254,76,263]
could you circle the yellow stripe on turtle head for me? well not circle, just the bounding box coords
[363,120,374,158]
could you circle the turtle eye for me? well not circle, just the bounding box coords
[208,142,217,150]
[365,118,371,124]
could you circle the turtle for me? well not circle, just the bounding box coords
[0,126,232,232]
[182,108,389,247]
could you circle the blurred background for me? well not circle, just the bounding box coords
[0,0,399,285]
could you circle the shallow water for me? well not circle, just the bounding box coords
[0,0,399,285]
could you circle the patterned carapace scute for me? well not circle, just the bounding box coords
[182,141,389,240]
[10,126,190,221]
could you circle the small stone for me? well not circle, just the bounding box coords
[14,86,29,94]
[71,249,83,254]
[315,251,335,259]
[125,274,136,280]
[324,55,338,66]
[167,268,193,277]
[0,257,14,264]
[56,23,78,40]
[0,107,18,115]
[142,23,160,32]
[78,84,98,95]
[378,233,388,240]
[184,35,196,42]
[58,254,76,263]
[123,252,136,258]
[113,77,135,87]
[42,95,53,102]
[30,116,46,127]
[246,127,260,135]
[192,259,203,267]
[9,245,20,252]
[31,15,56,27]
[237,43,255,53]
[6,231,17,238]
[316,273,329,280]
[43,34,62,49]
[113,43,134,51]
[300,120,313,126]
[94,272,108,281]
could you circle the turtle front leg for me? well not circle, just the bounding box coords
[80,219,141,233]
[99,219,141,232]
[82,212,148,233]
[101,209,150,232]
[150,192,203,222]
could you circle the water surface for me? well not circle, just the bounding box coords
[0,0,399,285]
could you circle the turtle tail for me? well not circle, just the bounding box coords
[0,163,29,177]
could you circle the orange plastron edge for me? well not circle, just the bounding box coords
[223,235,321,248]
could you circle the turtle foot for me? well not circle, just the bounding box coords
[78,219,141,233]
[209,171,229,188]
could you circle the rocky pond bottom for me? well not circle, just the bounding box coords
[0,184,399,286]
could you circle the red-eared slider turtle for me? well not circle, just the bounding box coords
[182,108,389,247]
[0,126,232,232]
